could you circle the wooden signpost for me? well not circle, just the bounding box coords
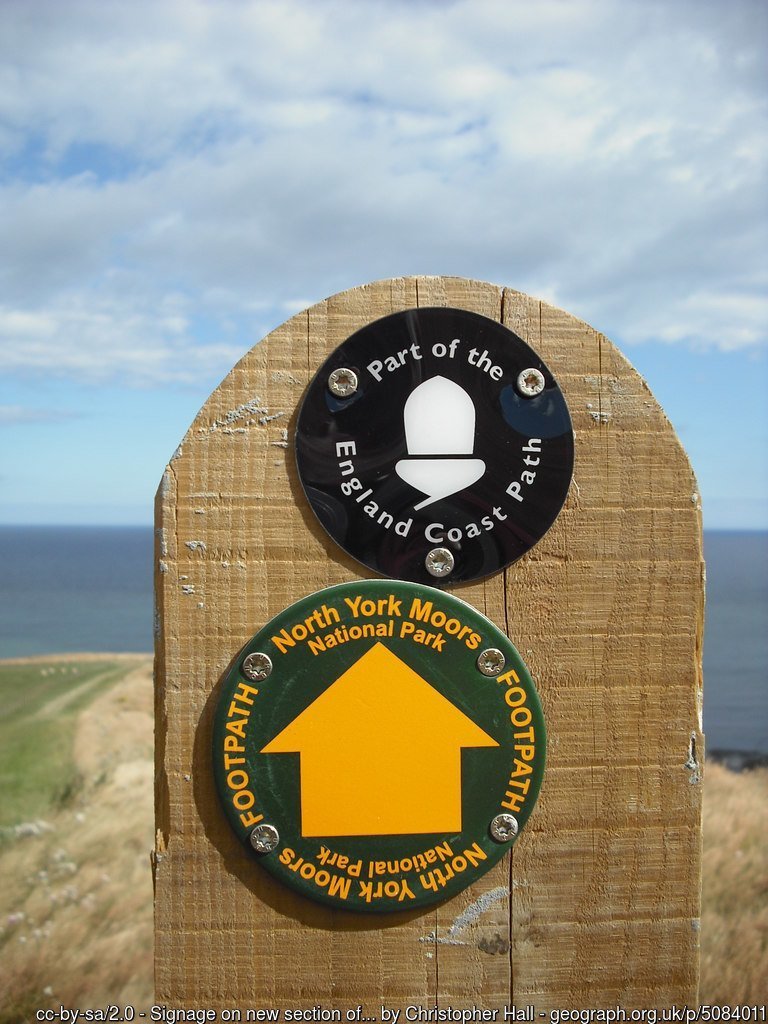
[154,277,704,1010]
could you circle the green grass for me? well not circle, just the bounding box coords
[0,660,133,828]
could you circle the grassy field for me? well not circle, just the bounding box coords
[0,659,132,829]
[700,759,768,1004]
[0,655,154,1021]
[0,656,765,1017]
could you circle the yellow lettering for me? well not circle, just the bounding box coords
[240,810,264,828]
[497,668,521,687]
[501,791,525,813]
[510,758,533,778]
[408,597,433,622]
[226,717,248,738]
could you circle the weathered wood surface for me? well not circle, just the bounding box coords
[154,277,704,1010]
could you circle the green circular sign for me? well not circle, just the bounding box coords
[212,580,545,912]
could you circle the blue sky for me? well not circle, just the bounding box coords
[1,0,766,529]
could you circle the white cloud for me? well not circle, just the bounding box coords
[0,0,765,386]
[0,404,79,425]
[0,294,244,386]
[620,290,768,351]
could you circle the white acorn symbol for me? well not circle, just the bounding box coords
[395,376,486,509]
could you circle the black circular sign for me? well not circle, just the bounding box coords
[296,307,573,585]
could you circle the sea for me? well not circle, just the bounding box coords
[0,526,766,757]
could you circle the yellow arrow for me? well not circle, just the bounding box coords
[261,642,499,837]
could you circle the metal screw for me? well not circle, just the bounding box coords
[477,648,506,676]
[328,367,359,398]
[250,823,280,854]
[489,813,519,843]
[242,651,272,681]
[425,547,454,578]
[517,368,545,398]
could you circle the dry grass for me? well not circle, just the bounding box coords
[700,761,768,1005]
[0,656,153,1021]
[0,656,765,1017]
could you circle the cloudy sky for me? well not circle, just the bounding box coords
[1,0,766,528]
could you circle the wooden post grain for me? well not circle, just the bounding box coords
[154,277,704,1010]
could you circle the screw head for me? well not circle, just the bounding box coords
[425,547,455,578]
[517,367,546,398]
[477,648,506,676]
[242,651,272,681]
[489,813,519,843]
[328,367,359,398]
[250,823,280,854]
